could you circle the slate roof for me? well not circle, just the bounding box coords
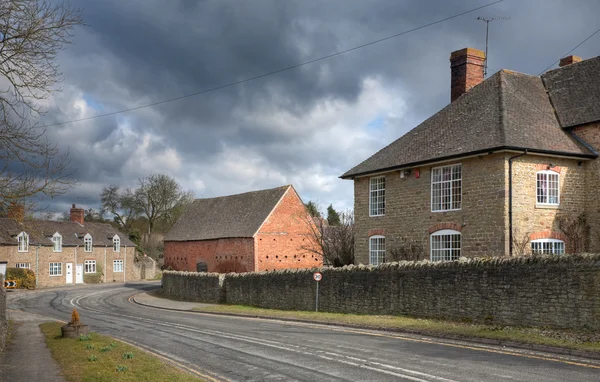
[164,185,291,242]
[342,56,600,179]
[0,218,134,247]
[542,56,600,128]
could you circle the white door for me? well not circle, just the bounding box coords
[75,264,83,284]
[0,262,7,279]
[66,263,73,284]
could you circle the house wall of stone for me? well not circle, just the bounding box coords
[510,155,587,254]
[0,244,137,287]
[353,154,507,265]
[254,187,322,271]
[0,280,6,352]
[573,122,600,252]
[163,238,255,273]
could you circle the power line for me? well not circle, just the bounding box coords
[44,0,504,128]
[538,26,600,75]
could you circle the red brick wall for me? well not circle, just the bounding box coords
[254,187,322,271]
[164,238,254,273]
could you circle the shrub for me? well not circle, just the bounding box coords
[122,352,134,359]
[116,365,128,372]
[5,268,36,289]
[83,273,102,284]
[88,354,97,362]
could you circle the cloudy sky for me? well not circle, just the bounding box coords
[36,0,599,215]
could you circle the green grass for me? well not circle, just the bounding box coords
[40,322,203,382]
[191,304,600,354]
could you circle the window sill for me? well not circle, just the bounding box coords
[369,215,385,218]
[536,204,560,210]
[431,209,462,213]
[49,275,62,277]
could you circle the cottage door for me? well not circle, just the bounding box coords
[65,263,73,284]
[75,264,84,284]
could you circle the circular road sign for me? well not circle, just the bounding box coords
[313,272,322,282]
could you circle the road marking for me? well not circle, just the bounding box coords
[142,305,600,370]
[75,293,456,382]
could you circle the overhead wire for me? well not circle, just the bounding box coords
[43,0,504,127]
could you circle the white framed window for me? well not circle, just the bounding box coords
[430,229,461,262]
[531,239,565,255]
[369,176,385,216]
[17,232,29,252]
[84,260,96,274]
[536,170,559,205]
[49,262,62,276]
[52,232,62,252]
[431,164,462,212]
[113,235,120,252]
[84,233,93,252]
[369,235,386,266]
[16,263,30,269]
[113,260,124,273]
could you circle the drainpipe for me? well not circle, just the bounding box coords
[508,150,527,256]
[75,245,78,283]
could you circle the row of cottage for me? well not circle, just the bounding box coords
[0,204,139,287]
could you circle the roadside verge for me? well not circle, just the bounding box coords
[133,291,600,362]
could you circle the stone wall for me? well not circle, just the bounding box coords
[162,271,223,303]
[0,278,6,352]
[162,254,600,330]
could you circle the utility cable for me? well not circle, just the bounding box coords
[43,0,503,127]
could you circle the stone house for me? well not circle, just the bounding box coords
[341,47,600,265]
[0,204,138,287]
[164,185,322,272]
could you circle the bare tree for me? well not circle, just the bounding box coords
[0,1,83,208]
[558,213,589,254]
[512,231,530,257]
[134,174,194,235]
[100,185,138,232]
[389,237,424,262]
[303,209,354,267]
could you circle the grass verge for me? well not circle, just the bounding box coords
[40,322,203,382]
[189,303,600,354]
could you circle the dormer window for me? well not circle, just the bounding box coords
[84,233,93,252]
[52,232,62,252]
[17,232,29,252]
[113,235,120,252]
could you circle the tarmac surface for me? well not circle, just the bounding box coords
[4,282,600,382]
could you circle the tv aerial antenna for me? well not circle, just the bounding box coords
[477,16,510,77]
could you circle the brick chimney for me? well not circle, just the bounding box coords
[450,47,485,102]
[7,202,25,222]
[70,204,84,225]
[559,55,582,67]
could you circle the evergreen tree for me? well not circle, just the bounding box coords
[326,204,341,226]
[305,201,321,218]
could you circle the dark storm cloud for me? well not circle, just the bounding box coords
[32,0,600,214]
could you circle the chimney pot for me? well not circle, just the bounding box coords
[70,204,84,225]
[559,55,582,67]
[450,47,485,102]
[7,202,25,222]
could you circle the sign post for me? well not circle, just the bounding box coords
[313,272,322,312]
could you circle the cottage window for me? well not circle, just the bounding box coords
[430,229,461,262]
[536,170,559,205]
[16,263,30,269]
[369,176,385,216]
[431,164,462,212]
[369,235,386,266]
[531,239,564,255]
[84,260,96,274]
[49,262,62,276]
[52,232,62,252]
[17,232,29,252]
[113,260,124,273]
[113,235,120,252]
[84,233,93,252]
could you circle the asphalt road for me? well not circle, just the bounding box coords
[7,282,600,381]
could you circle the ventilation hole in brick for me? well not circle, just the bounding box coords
[266,256,269,259]
[285,256,288,259]
[303,255,306,258]
[275,255,279,259]
[294,255,297,258]
[273,238,276,241]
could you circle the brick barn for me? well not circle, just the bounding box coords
[163,185,322,273]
